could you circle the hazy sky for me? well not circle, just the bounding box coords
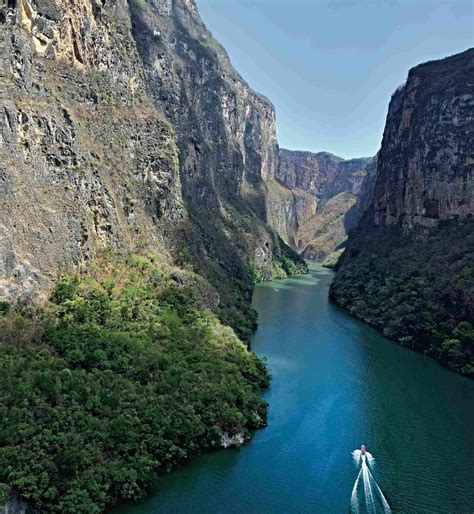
[196,0,473,158]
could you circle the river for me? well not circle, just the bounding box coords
[115,263,474,513]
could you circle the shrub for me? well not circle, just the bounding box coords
[330,217,474,376]
[0,254,269,512]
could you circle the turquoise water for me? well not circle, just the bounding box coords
[115,264,474,513]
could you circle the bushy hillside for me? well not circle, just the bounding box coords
[331,217,474,376]
[0,253,269,512]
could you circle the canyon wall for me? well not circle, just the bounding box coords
[266,149,376,264]
[1,0,184,302]
[331,49,474,375]
[0,2,298,510]
[0,0,304,336]
[267,48,473,265]
[128,0,307,331]
[371,49,473,229]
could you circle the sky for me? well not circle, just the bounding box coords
[196,0,473,158]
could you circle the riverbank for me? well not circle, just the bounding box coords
[115,263,474,513]
[330,218,474,377]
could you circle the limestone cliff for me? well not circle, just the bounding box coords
[128,0,305,331]
[0,0,183,303]
[266,149,376,264]
[0,0,304,335]
[370,48,473,229]
[0,3,307,507]
[331,49,474,375]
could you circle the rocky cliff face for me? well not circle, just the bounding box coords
[0,0,183,303]
[267,149,376,263]
[0,4,307,508]
[371,48,474,229]
[343,153,378,234]
[331,49,474,375]
[0,0,304,331]
[128,0,304,329]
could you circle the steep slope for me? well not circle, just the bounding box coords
[266,149,376,264]
[128,0,306,336]
[0,0,305,338]
[0,1,306,511]
[371,49,473,229]
[0,0,184,302]
[0,253,270,513]
[331,49,474,376]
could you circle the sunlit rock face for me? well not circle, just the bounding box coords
[371,48,474,230]
[0,0,185,302]
[0,0,299,306]
[267,149,377,263]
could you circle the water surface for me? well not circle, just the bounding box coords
[116,264,474,513]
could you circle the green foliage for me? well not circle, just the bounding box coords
[272,239,308,277]
[174,207,305,343]
[271,260,287,280]
[0,483,10,504]
[331,217,474,376]
[0,301,10,315]
[0,255,269,512]
[248,263,263,284]
[174,249,195,270]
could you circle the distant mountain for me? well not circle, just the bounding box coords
[266,149,377,265]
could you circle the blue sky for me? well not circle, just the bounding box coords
[196,0,473,158]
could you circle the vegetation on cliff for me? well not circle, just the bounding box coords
[0,253,269,513]
[330,217,474,377]
[175,208,307,343]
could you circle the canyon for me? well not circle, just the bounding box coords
[269,149,377,265]
[0,0,379,320]
[1,1,471,334]
[0,0,473,511]
[0,0,305,341]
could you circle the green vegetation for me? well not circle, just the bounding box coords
[0,253,269,513]
[330,217,474,377]
[175,206,307,343]
[271,243,308,280]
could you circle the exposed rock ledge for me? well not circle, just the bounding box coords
[267,150,377,263]
[220,431,248,448]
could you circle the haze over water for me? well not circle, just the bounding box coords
[116,264,474,513]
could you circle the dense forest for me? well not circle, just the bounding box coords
[0,253,270,513]
[330,217,474,377]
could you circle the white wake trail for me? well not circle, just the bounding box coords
[350,466,363,512]
[350,450,391,514]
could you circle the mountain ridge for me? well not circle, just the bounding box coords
[266,148,377,264]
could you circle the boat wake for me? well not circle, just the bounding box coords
[350,447,391,514]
